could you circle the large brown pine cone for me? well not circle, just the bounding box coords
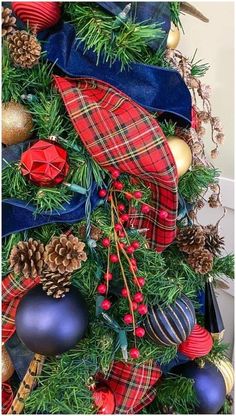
[41,269,72,299]
[9,238,45,278]
[7,30,41,69]
[2,7,16,38]
[44,234,87,274]
[187,248,214,274]
[203,225,225,256]
[176,225,205,254]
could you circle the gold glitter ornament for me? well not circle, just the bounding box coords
[167,136,192,177]
[212,358,234,395]
[2,345,14,382]
[167,22,180,49]
[2,102,33,145]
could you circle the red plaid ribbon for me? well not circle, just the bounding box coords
[96,360,161,414]
[2,383,13,414]
[54,76,178,252]
[2,274,40,343]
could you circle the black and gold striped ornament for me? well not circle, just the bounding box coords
[144,295,196,346]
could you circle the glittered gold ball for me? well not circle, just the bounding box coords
[2,102,33,146]
[167,136,192,177]
[167,23,180,49]
[213,358,234,395]
[2,345,14,382]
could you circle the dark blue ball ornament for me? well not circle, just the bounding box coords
[15,285,89,356]
[172,361,226,414]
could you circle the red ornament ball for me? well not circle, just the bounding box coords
[125,192,133,201]
[102,238,111,248]
[178,324,213,360]
[92,385,115,414]
[101,299,112,311]
[133,292,144,303]
[132,241,140,250]
[131,301,138,311]
[20,140,69,187]
[110,169,120,179]
[123,314,133,325]
[12,2,61,33]
[97,284,107,295]
[135,327,145,338]
[133,191,143,199]
[141,204,150,214]
[121,288,128,298]
[134,277,145,287]
[126,245,135,255]
[114,224,122,232]
[118,203,125,212]
[137,304,148,315]
[110,254,119,263]
[104,272,113,281]
[98,189,107,198]
[119,231,125,238]
[113,181,124,191]
[120,214,129,222]
[129,348,140,359]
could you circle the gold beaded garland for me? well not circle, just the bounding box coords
[2,102,33,146]
[2,345,14,382]
[167,22,180,49]
[167,136,192,177]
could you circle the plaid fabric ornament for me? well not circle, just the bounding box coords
[96,360,162,414]
[54,76,178,252]
[2,274,40,343]
[2,383,14,414]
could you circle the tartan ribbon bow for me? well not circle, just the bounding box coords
[54,76,178,252]
[2,274,40,344]
[96,360,162,414]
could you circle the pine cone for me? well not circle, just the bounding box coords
[187,248,214,274]
[7,30,41,69]
[77,224,103,241]
[176,225,205,254]
[9,238,45,278]
[208,193,221,208]
[44,234,87,274]
[2,7,16,38]
[203,225,224,256]
[41,269,72,299]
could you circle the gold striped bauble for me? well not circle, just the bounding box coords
[213,357,234,395]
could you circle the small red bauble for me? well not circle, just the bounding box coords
[119,231,125,238]
[123,314,133,325]
[178,324,213,360]
[137,304,148,315]
[131,241,140,250]
[133,191,143,199]
[113,181,124,191]
[126,245,135,255]
[135,277,145,287]
[92,386,115,415]
[119,242,126,249]
[129,265,138,272]
[125,192,133,200]
[102,238,111,248]
[97,284,107,295]
[20,139,69,187]
[135,327,145,338]
[114,224,122,232]
[118,203,125,212]
[101,299,112,311]
[110,169,120,179]
[120,214,129,222]
[12,2,61,33]
[131,301,138,311]
[133,292,144,303]
[110,254,119,263]
[104,272,113,281]
[121,288,128,297]
[92,385,115,414]
[129,348,140,359]
[159,210,168,219]
[107,195,112,202]
[141,204,150,214]
[98,189,107,198]
[130,258,137,266]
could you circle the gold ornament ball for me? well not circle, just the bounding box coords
[167,136,192,177]
[2,102,33,146]
[214,358,234,395]
[2,345,14,382]
[167,23,180,49]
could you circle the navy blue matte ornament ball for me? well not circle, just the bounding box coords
[172,361,226,414]
[15,285,89,356]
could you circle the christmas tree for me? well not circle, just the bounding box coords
[2,2,234,415]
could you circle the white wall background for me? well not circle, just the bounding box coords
[179,2,234,357]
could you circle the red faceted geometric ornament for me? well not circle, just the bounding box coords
[92,385,115,414]
[20,140,69,187]
[12,2,61,33]
[178,323,213,360]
